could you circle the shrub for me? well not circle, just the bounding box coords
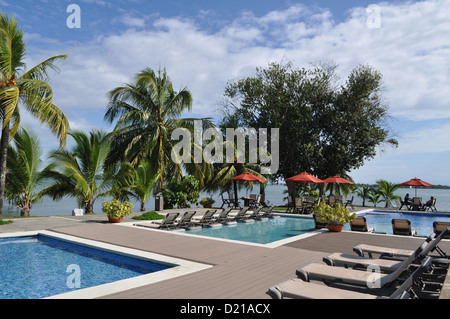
[132,211,165,220]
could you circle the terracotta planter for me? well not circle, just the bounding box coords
[108,216,124,223]
[327,224,344,232]
[203,204,212,208]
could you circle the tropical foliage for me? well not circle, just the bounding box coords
[162,175,200,209]
[41,130,129,214]
[104,67,213,190]
[5,128,48,216]
[0,13,69,214]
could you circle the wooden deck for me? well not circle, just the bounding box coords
[50,222,450,299]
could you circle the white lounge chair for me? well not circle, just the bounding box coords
[269,257,434,299]
[296,229,449,290]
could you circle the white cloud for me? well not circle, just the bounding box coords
[121,14,146,28]
[19,0,450,161]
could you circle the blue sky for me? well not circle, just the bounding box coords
[2,0,450,185]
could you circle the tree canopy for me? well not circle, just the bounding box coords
[221,61,398,181]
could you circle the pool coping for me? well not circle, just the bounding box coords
[0,230,212,299]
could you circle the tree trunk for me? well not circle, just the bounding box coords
[20,205,30,217]
[140,201,145,212]
[0,121,10,216]
[84,200,94,214]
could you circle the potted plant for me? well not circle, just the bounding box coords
[199,197,215,208]
[102,199,134,223]
[314,202,356,232]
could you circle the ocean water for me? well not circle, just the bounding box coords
[2,184,450,218]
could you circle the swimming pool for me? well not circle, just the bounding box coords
[185,216,316,245]
[344,211,450,236]
[0,231,211,299]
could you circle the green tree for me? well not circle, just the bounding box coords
[162,175,200,209]
[41,130,128,214]
[128,161,161,211]
[356,185,372,207]
[367,189,382,208]
[104,67,212,189]
[5,128,48,216]
[376,179,401,208]
[222,61,397,187]
[0,13,69,214]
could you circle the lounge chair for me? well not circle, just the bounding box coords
[245,206,263,219]
[323,233,436,273]
[433,221,450,239]
[192,210,222,228]
[353,234,435,259]
[229,207,254,223]
[176,211,202,230]
[214,207,237,225]
[392,219,417,236]
[135,212,183,231]
[256,205,279,220]
[269,257,434,299]
[296,228,450,290]
[350,216,375,233]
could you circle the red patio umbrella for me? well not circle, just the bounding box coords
[285,172,324,184]
[400,178,434,197]
[231,172,267,207]
[323,176,354,184]
[323,176,354,196]
[231,172,267,183]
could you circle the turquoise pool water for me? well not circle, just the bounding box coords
[0,235,172,299]
[344,211,450,236]
[186,216,316,244]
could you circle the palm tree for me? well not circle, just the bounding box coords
[367,189,382,208]
[104,67,212,188]
[41,130,127,214]
[128,161,161,211]
[0,13,69,214]
[376,179,401,208]
[356,185,372,207]
[4,128,48,216]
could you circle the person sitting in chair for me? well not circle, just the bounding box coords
[404,193,412,205]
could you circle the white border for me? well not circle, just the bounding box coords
[0,230,212,299]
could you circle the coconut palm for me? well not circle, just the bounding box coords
[128,161,161,211]
[376,179,401,208]
[4,128,48,216]
[356,185,372,207]
[104,67,213,188]
[0,13,69,214]
[367,189,382,208]
[41,130,128,214]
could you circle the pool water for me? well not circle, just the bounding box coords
[186,216,316,244]
[0,235,171,299]
[344,211,450,236]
